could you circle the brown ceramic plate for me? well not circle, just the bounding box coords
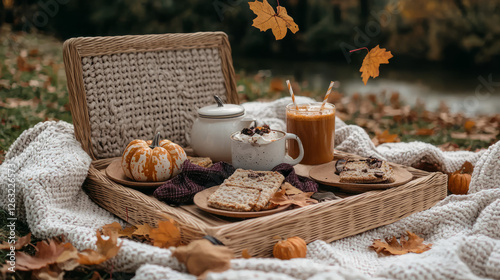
[193,186,290,218]
[105,159,166,189]
[309,160,413,193]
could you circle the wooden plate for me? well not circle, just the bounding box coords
[309,160,413,193]
[193,186,290,218]
[105,159,166,189]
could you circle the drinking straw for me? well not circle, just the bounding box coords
[320,81,334,110]
[286,80,298,109]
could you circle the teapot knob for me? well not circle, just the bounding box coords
[214,95,224,107]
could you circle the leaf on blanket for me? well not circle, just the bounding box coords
[370,231,432,256]
[133,223,154,239]
[0,233,31,250]
[241,249,252,259]
[149,220,182,248]
[78,230,123,265]
[269,188,317,208]
[102,222,137,239]
[172,239,233,278]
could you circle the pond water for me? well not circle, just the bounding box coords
[234,58,500,116]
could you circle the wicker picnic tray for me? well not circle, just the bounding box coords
[83,150,447,257]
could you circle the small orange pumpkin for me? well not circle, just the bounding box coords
[448,172,471,195]
[273,236,307,260]
[448,162,474,195]
[121,132,187,182]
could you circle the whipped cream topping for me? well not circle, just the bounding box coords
[233,130,281,145]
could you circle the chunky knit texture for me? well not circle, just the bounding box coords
[81,49,227,159]
[1,97,499,279]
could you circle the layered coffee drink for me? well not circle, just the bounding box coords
[286,103,335,165]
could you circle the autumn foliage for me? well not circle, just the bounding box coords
[249,0,299,40]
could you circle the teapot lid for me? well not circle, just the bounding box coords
[198,95,245,119]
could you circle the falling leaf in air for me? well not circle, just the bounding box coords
[0,233,31,250]
[249,0,299,40]
[355,45,393,85]
[173,239,233,278]
[78,231,123,265]
[370,231,432,256]
[149,220,182,248]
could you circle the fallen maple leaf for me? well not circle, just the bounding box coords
[269,188,317,208]
[370,231,432,256]
[173,239,233,278]
[0,233,31,250]
[249,0,299,40]
[133,223,154,239]
[149,220,182,248]
[78,231,122,265]
[15,239,71,271]
[374,130,400,145]
[102,222,137,239]
[355,45,393,85]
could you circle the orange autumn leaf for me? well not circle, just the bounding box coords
[269,77,285,92]
[464,120,475,133]
[149,220,182,248]
[249,0,299,40]
[241,249,252,259]
[375,130,399,144]
[359,45,393,85]
[0,233,31,250]
[78,231,122,265]
[370,231,432,256]
[415,128,435,136]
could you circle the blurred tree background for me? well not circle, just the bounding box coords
[2,0,500,68]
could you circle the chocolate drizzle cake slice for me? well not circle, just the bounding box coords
[335,157,394,183]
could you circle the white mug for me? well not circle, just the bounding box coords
[231,130,304,171]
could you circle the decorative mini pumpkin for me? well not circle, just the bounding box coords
[121,132,187,182]
[448,172,472,195]
[448,161,473,195]
[273,236,307,260]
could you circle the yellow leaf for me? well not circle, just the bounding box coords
[249,0,299,40]
[359,45,393,85]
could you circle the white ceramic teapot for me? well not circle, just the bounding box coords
[190,96,255,162]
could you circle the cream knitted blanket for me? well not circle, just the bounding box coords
[1,97,499,279]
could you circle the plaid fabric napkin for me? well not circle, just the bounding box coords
[153,161,319,205]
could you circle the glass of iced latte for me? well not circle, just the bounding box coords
[286,102,335,165]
